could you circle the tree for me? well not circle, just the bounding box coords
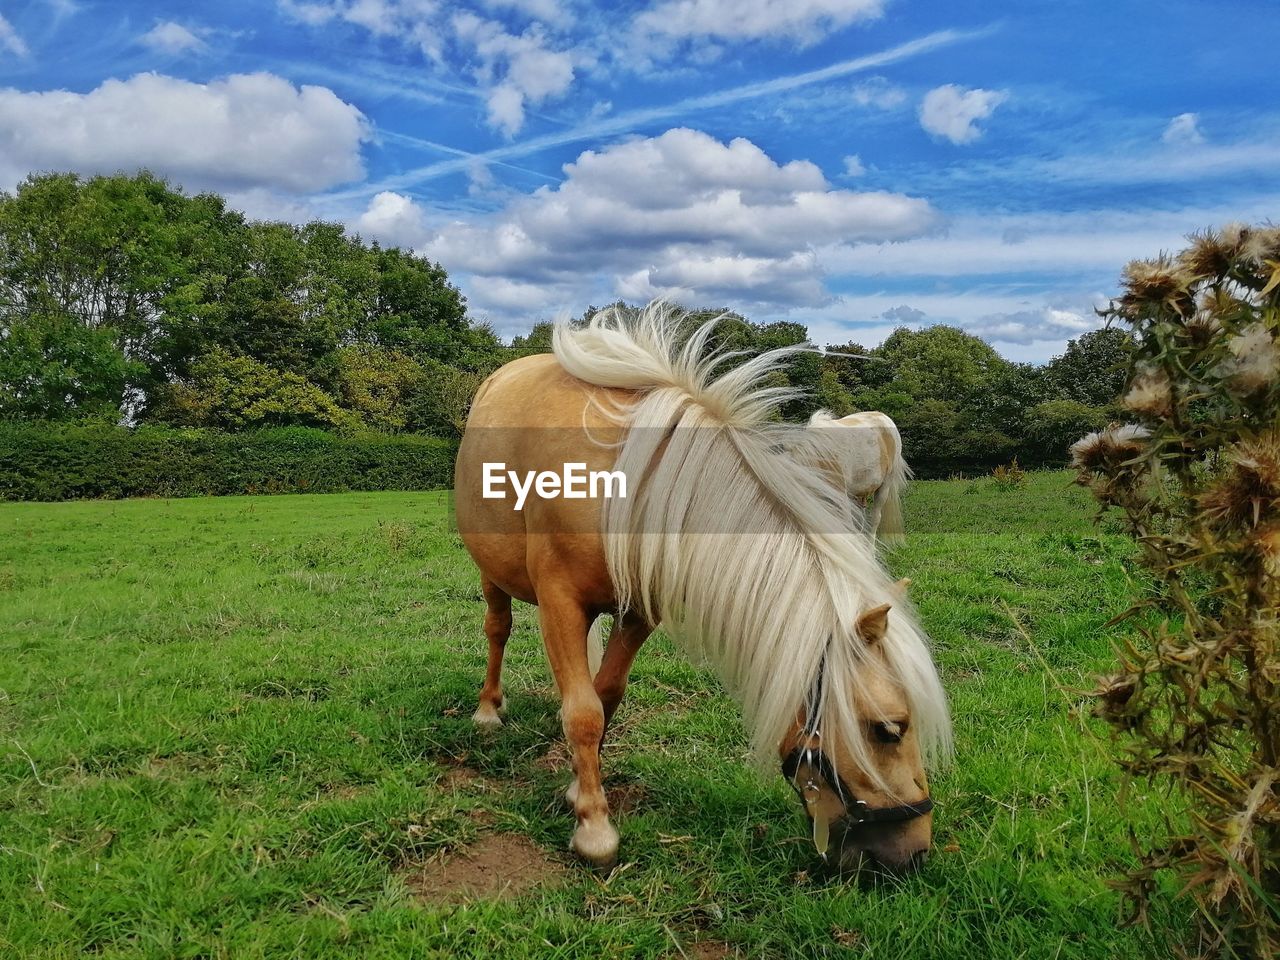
[406,359,487,437]
[510,321,554,355]
[1044,327,1131,408]
[153,348,353,430]
[1024,399,1108,464]
[876,325,1011,401]
[0,171,506,427]
[333,345,425,432]
[0,312,139,422]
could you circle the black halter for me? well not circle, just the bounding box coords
[781,741,934,826]
[781,655,934,829]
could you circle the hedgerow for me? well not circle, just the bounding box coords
[0,424,455,501]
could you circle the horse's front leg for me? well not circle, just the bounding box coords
[537,590,618,868]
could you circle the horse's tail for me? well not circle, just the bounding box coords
[871,419,911,544]
[586,615,606,678]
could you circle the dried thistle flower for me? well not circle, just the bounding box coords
[1071,423,1151,471]
[1081,223,1280,958]
[1123,257,1188,304]
[1219,221,1250,257]
[1240,224,1280,268]
[1179,228,1236,279]
[1218,322,1279,396]
[1123,368,1175,418]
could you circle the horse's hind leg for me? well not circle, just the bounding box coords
[472,578,512,730]
[566,612,653,808]
[537,589,618,868]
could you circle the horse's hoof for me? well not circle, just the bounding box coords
[471,705,503,730]
[571,818,619,870]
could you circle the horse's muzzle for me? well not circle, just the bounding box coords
[828,818,931,877]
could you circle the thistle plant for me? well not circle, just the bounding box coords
[1072,223,1280,957]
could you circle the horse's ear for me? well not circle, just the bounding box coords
[893,577,911,597]
[857,604,892,644]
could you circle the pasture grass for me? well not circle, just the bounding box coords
[0,472,1184,958]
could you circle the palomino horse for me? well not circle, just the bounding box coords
[808,410,911,542]
[453,303,950,874]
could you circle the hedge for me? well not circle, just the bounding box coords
[0,424,457,501]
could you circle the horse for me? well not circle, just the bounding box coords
[807,410,911,542]
[453,303,950,875]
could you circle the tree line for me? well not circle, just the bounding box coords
[0,172,1129,477]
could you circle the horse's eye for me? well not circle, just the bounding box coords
[873,720,906,744]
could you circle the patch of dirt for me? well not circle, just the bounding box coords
[402,834,568,905]
[535,741,572,773]
[327,784,368,801]
[439,765,495,791]
[607,782,649,814]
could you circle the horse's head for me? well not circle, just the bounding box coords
[778,597,933,876]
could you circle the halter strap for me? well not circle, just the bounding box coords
[783,652,933,828]
[781,744,933,825]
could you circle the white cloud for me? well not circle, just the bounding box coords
[818,201,1280,279]
[452,13,578,136]
[919,84,1006,144]
[278,1,446,59]
[0,14,29,57]
[481,0,573,27]
[279,2,582,135]
[352,190,431,248]
[139,22,208,55]
[466,158,497,196]
[965,305,1099,345]
[791,291,1109,360]
[46,0,79,19]
[1162,112,1205,146]
[842,154,865,177]
[0,72,370,193]
[466,274,572,313]
[634,0,885,46]
[412,127,939,312]
[850,77,906,109]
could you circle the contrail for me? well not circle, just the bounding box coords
[376,130,560,183]
[325,24,995,202]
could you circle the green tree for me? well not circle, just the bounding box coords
[0,171,250,415]
[1044,327,1131,408]
[154,348,352,430]
[1024,398,1108,464]
[876,325,1011,401]
[510,320,554,355]
[0,312,140,421]
[334,345,426,432]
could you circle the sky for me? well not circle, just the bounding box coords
[0,1,1276,362]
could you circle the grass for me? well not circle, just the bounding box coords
[0,471,1185,958]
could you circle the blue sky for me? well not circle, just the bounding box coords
[0,0,1276,360]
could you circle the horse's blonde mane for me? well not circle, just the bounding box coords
[552,302,951,783]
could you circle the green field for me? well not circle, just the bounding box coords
[0,473,1183,958]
